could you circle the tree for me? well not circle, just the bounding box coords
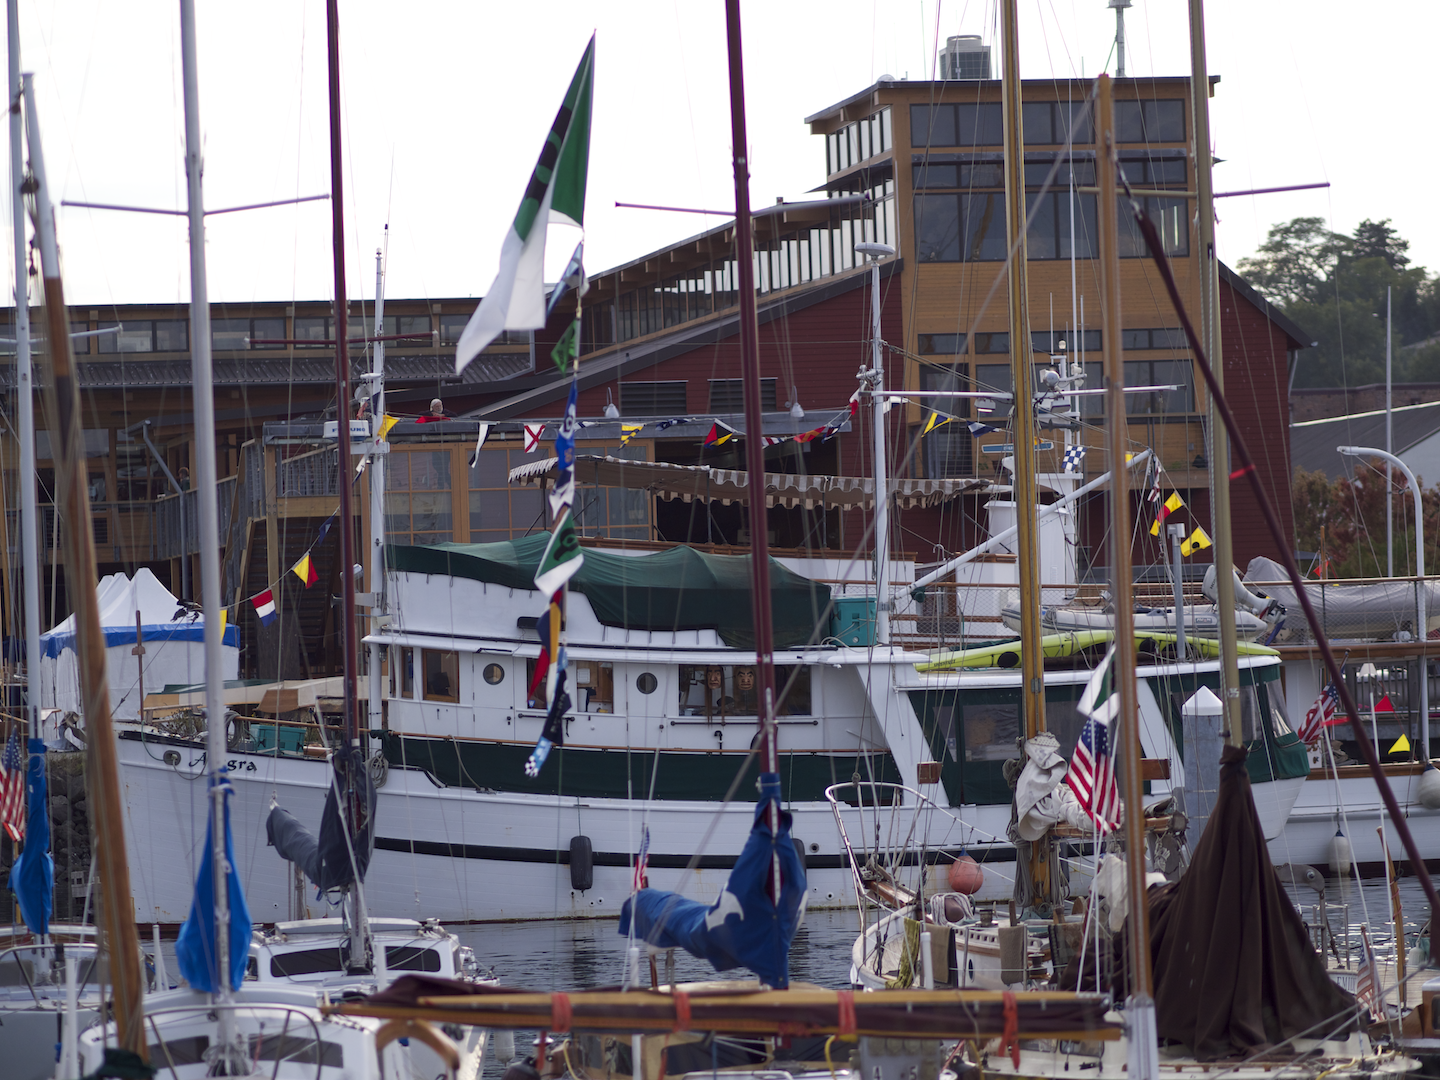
[1239,217,1440,388]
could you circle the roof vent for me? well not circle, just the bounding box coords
[939,34,991,80]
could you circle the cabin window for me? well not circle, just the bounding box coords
[422,650,459,702]
[572,661,614,712]
[400,648,414,698]
[636,672,658,695]
[483,663,505,685]
[385,945,442,972]
[1266,683,1294,737]
[1239,686,1262,743]
[526,657,548,709]
[676,665,811,720]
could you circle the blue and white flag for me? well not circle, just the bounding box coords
[968,420,999,436]
[550,381,580,516]
[1062,445,1087,473]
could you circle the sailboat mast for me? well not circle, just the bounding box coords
[722,0,780,882]
[367,246,386,733]
[998,0,1054,908]
[1097,73,1157,1080]
[22,72,147,1056]
[325,0,361,743]
[178,0,236,1003]
[7,0,39,745]
[1187,0,1242,747]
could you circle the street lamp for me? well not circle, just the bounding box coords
[1338,445,1429,765]
[857,241,895,644]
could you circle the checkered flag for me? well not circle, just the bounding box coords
[1062,445,1087,473]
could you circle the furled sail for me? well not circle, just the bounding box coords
[8,739,53,934]
[175,770,252,992]
[267,745,376,894]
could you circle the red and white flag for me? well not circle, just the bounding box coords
[0,730,26,843]
[251,588,278,626]
[524,424,545,453]
[1297,682,1340,745]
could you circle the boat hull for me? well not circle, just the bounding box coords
[1268,767,1440,874]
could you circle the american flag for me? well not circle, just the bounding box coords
[1355,926,1382,1017]
[1297,682,1340,745]
[0,730,26,843]
[633,825,651,892]
[1065,715,1121,835]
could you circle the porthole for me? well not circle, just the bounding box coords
[483,663,505,685]
[636,672,658,695]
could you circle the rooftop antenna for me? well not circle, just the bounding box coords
[1109,0,1132,77]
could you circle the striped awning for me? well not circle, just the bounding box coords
[508,455,989,510]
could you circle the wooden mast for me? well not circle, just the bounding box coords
[23,73,147,1058]
[723,0,781,894]
[1098,73,1158,1080]
[998,0,1053,910]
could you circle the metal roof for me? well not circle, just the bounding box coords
[1290,400,1440,479]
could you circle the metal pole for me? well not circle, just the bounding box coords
[1098,72,1157,1080]
[178,0,233,1011]
[24,70,147,1058]
[722,0,781,899]
[1168,522,1186,660]
[1188,0,1241,749]
[862,248,892,643]
[7,0,39,742]
[1339,446,1427,765]
[368,247,386,731]
[324,0,360,745]
[1387,286,1393,580]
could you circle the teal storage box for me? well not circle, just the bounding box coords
[831,597,878,646]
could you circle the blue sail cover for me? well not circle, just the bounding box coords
[618,774,806,988]
[176,771,252,992]
[8,740,53,935]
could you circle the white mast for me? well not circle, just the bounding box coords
[1386,285,1393,579]
[7,0,39,744]
[367,243,387,728]
[857,241,894,644]
[1109,0,1132,77]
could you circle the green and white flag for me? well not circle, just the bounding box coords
[534,507,584,596]
[456,37,594,374]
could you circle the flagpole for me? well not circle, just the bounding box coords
[723,0,781,900]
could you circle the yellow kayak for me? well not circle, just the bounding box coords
[916,629,1277,672]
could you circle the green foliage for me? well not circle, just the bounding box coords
[1237,218,1440,388]
[1292,462,1440,579]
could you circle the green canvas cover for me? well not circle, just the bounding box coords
[387,538,832,649]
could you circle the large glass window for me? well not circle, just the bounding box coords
[1115,100,1185,143]
[421,649,459,702]
[677,664,811,719]
[909,103,1002,148]
[1024,191,1097,260]
[468,444,546,542]
[212,318,251,351]
[154,320,188,351]
[1124,359,1195,414]
[1117,197,1189,258]
[386,449,453,545]
[397,314,432,341]
[920,363,972,479]
[294,316,332,346]
[1022,101,1094,146]
[572,444,651,541]
[439,314,469,345]
[918,333,966,356]
[99,321,153,354]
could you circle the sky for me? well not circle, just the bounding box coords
[6,0,1436,311]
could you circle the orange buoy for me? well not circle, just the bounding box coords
[947,854,984,894]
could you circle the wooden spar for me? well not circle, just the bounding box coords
[1187,0,1242,749]
[997,0,1052,908]
[1122,174,1440,961]
[1097,74,1157,1053]
[23,74,148,1058]
[324,0,360,744]
[327,987,1121,1041]
[722,0,780,886]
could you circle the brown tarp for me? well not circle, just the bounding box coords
[1148,744,1355,1058]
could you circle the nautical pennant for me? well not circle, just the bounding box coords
[704,421,736,447]
[618,423,644,447]
[551,319,579,374]
[1150,491,1184,536]
[251,588,278,627]
[545,240,588,319]
[1062,445,1087,473]
[468,423,492,467]
[376,414,401,441]
[652,418,690,432]
[1374,694,1395,713]
[291,553,318,588]
[967,420,999,436]
[534,508,584,597]
[633,825,651,892]
[1146,459,1162,504]
[524,424,546,453]
[1181,526,1212,556]
[456,37,594,373]
[315,513,337,548]
[550,381,580,516]
[921,412,953,436]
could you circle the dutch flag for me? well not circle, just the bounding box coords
[251,588,278,627]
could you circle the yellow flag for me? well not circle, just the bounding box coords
[218,608,227,638]
[1181,526,1212,557]
[1390,733,1411,754]
[619,423,644,447]
[377,414,401,441]
[922,412,952,436]
[291,552,317,588]
[1150,491,1185,536]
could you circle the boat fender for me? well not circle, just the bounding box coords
[492,1030,517,1064]
[1328,830,1354,878]
[1418,764,1440,811]
[569,835,594,892]
[948,854,984,895]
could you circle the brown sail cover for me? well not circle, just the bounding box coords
[1150,745,1355,1058]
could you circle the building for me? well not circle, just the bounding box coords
[1,69,1308,673]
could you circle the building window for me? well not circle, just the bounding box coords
[1114,100,1185,143]
[421,649,459,702]
[1032,329,1102,355]
[1022,102,1094,146]
[1117,197,1189,258]
[619,381,687,416]
[910,103,1002,148]
[920,363,973,479]
[1122,328,1187,350]
[572,444,651,541]
[677,664,811,718]
[99,321,153,353]
[397,315,432,343]
[468,445,546,542]
[972,332,1010,354]
[1124,359,1195,414]
[915,192,1007,262]
[154,320,188,351]
[827,107,892,174]
[294,316,332,346]
[708,379,776,413]
[386,449,452,545]
[400,647,414,697]
[1024,191,1097,260]
[1118,154,1186,186]
[918,333,966,356]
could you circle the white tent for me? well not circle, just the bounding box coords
[38,568,239,721]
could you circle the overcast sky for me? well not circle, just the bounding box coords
[7,0,1435,311]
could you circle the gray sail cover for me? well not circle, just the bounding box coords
[266,747,376,894]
